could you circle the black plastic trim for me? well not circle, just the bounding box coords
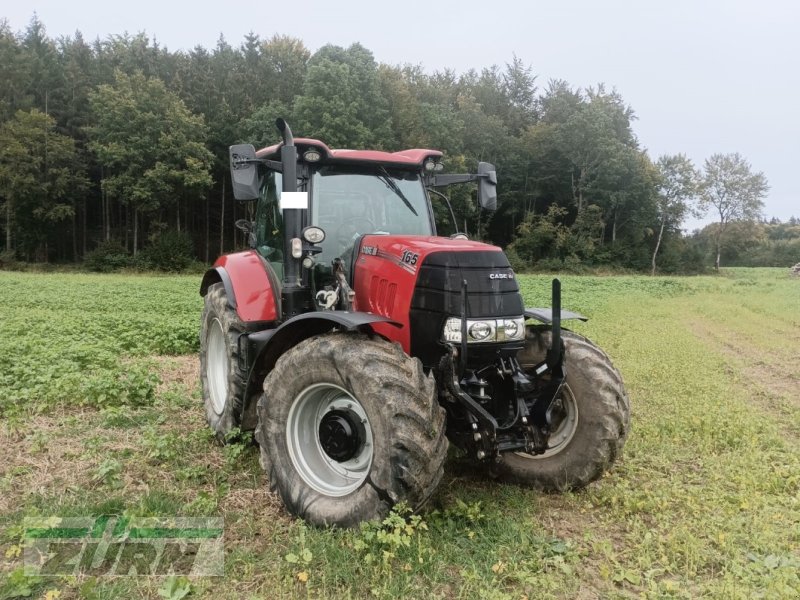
[524,308,588,324]
[200,267,236,309]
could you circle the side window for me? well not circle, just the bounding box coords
[430,193,456,237]
[255,172,284,279]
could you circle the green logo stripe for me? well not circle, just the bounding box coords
[25,527,90,539]
[91,515,112,537]
[127,527,223,539]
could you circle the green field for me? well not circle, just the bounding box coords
[1,269,798,599]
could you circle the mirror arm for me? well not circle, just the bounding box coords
[430,173,478,187]
[232,157,283,172]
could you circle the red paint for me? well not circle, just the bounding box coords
[353,235,503,353]
[214,251,278,323]
[256,138,442,167]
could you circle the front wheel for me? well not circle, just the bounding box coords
[255,333,448,527]
[199,282,246,442]
[494,326,630,491]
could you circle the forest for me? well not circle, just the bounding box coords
[0,16,795,273]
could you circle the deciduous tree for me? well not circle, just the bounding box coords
[699,153,768,270]
[88,71,213,255]
[0,109,87,259]
[651,154,698,275]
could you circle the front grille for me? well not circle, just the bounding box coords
[409,250,524,367]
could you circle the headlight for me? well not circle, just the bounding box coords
[442,317,525,344]
[501,319,520,339]
[301,226,326,244]
[468,321,493,341]
[442,318,463,343]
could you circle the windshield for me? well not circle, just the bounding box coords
[311,167,432,266]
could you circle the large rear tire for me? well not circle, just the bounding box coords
[494,326,630,491]
[199,282,246,442]
[255,333,448,527]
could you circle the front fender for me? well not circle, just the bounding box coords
[239,311,401,430]
[199,251,279,323]
[251,311,401,377]
[524,308,588,324]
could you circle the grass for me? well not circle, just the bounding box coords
[1,268,798,598]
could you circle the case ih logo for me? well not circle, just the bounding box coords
[489,273,514,280]
[361,245,378,256]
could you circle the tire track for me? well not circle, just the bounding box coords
[688,318,800,442]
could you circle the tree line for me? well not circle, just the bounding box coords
[0,15,787,272]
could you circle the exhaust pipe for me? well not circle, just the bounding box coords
[275,119,305,316]
[276,118,294,150]
[546,278,563,369]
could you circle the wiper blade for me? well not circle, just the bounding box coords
[377,166,418,216]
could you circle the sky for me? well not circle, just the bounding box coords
[2,0,798,228]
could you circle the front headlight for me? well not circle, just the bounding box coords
[468,321,493,341]
[442,317,525,344]
[501,319,520,339]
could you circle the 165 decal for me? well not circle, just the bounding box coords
[400,249,419,266]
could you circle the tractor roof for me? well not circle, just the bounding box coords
[255,138,442,168]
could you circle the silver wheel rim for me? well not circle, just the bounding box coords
[286,383,374,497]
[207,318,228,416]
[516,384,579,459]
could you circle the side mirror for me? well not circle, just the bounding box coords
[229,144,260,201]
[477,162,497,211]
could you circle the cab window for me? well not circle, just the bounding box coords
[255,171,283,279]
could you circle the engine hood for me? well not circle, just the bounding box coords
[355,235,504,276]
[351,235,519,356]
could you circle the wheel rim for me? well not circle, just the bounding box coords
[286,383,373,497]
[516,384,579,459]
[207,318,228,416]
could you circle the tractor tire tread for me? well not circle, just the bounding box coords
[494,326,630,491]
[199,282,246,443]
[255,332,447,527]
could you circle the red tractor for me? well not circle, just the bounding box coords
[199,119,629,527]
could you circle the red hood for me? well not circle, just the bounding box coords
[352,235,506,352]
[357,235,502,270]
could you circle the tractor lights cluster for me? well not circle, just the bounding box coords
[442,316,526,344]
[424,158,445,172]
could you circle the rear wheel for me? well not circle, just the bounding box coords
[199,282,246,442]
[494,326,630,491]
[255,333,448,527]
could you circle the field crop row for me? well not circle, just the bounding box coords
[0,273,202,413]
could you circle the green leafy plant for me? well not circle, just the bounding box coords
[157,576,192,600]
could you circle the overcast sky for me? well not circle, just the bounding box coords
[3,0,798,227]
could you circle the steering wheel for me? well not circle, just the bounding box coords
[337,217,376,245]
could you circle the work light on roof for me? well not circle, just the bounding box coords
[424,159,436,172]
[304,149,321,162]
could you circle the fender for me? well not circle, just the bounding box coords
[200,267,237,308]
[199,250,279,324]
[238,311,401,431]
[524,308,588,324]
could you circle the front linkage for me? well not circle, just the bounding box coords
[443,279,567,461]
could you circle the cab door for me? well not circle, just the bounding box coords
[254,171,284,280]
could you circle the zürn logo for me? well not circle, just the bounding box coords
[23,516,224,576]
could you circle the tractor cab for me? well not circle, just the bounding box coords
[231,129,488,309]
